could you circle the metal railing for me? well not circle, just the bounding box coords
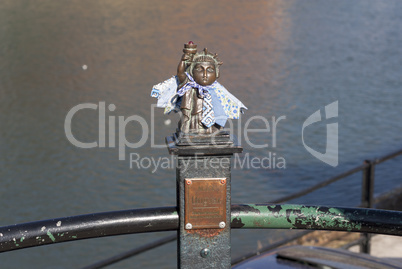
[0,149,401,268]
[84,148,402,268]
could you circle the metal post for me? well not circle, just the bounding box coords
[360,160,374,254]
[167,132,242,268]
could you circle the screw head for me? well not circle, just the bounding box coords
[185,223,192,230]
[200,248,210,258]
[220,179,226,185]
[186,180,192,185]
[219,221,226,228]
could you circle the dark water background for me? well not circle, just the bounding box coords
[1,0,401,268]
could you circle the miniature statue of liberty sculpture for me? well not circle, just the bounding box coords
[151,41,246,137]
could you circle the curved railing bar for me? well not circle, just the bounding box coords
[1,204,401,253]
[269,164,368,203]
[270,148,402,204]
[0,207,178,253]
[374,148,402,165]
[231,204,402,234]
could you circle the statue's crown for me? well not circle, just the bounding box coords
[193,48,223,66]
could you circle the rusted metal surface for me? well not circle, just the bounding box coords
[185,178,227,229]
[231,204,402,235]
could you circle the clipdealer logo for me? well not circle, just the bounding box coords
[64,101,338,170]
[302,101,338,167]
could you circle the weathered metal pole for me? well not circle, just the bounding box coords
[167,132,242,268]
[360,160,375,254]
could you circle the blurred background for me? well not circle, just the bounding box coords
[1,0,401,268]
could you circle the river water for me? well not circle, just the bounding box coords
[1,0,401,268]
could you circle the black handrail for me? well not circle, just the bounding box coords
[0,207,178,253]
[1,204,401,253]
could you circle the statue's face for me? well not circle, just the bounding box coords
[192,62,217,86]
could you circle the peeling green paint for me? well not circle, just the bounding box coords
[20,237,24,242]
[47,230,56,242]
[232,204,369,232]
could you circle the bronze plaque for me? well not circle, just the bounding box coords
[184,178,227,229]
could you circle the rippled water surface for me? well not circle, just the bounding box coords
[1,0,401,268]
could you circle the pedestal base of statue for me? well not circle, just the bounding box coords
[166,131,242,269]
[166,130,242,155]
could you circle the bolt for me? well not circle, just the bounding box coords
[185,223,192,230]
[219,221,226,228]
[220,179,226,185]
[186,180,192,185]
[200,248,210,258]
